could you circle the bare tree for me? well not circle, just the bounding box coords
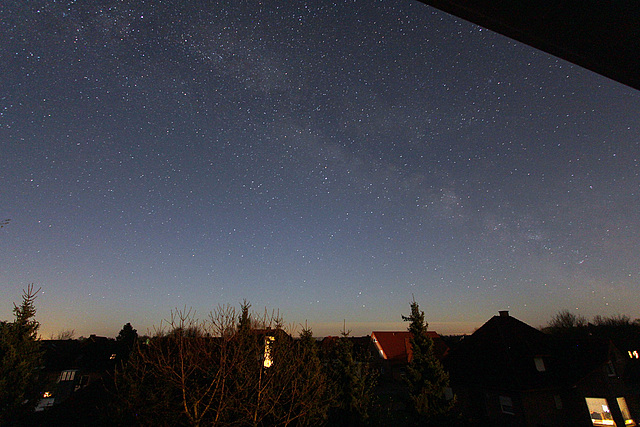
[53,329,75,340]
[113,304,332,426]
[542,309,588,337]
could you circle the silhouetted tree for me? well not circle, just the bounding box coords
[54,329,75,340]
[0,285,44,425]
[114,307,236,426]
[326,325,377,426]
[262,325,332,426]
[542,309,588,337]
[113,304,333,426]
[285,327,332,426]
[592,314,638,328]
[402,300,453,424]
[116,322,138,362]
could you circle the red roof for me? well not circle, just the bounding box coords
[371,331,448,363]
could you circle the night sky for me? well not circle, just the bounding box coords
[2,0,639,338]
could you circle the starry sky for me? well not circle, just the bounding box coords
[2,0,640,338]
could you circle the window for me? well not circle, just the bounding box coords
[499,395,514,415]
[58,370,76,382]
[616,397,635,426]
[263,336,275,368]
[585,397,616,426]
[606,361,617,377]
[554,395,563,410]
[444,387,454,401]
[534,357,546,372]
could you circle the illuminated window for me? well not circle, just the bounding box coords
[617,397,635,426]
[499,395,514,415]
[534,357,546,372]
[110,353,117,360]
[263,336,275,368]
[58,370,76,382]
[586,397,616,426]
[628,351,639,359]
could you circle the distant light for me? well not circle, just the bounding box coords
[264,336,275,368]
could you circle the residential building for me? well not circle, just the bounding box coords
[445,311,637,426]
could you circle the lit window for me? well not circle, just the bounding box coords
[585,397,616,426]
[628,351,639,359]
[110,353,117,360]
[58,370,76,382]
[617,397,635,426]
[263,336,275,368]
[534,357,546,372]
[499,395,514,415]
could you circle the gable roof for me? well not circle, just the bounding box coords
[371,331,449,364]
[445,311,616,391]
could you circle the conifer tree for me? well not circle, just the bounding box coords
[285,327,331,426]
[326,325,377,426]
[402,300,453,422]
[0,285,43,425]
[116,322,138,362]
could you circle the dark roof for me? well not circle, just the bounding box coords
[41,337,119,372]
[41,340,83,371]
[445,312,614,391]
[372,331,449,364]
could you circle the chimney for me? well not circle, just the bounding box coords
[499,310,509,317]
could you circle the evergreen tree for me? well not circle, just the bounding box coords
[0,285,44,425]
[278,327,331,426]
[238,300,252,332]
[116,322,138,362]
[402,300,453,423]
[326,326,377,426]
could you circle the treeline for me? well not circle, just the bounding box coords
[109,301,454,426]
[542,309,640,339]
[1,290,455,426]
[7,284,636,427]
[111,302,376,426]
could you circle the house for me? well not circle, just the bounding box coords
[445,310,637,426]
[35,336,119,412]
[370,330,449,382]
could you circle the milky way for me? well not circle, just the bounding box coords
[2,0,639,337]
